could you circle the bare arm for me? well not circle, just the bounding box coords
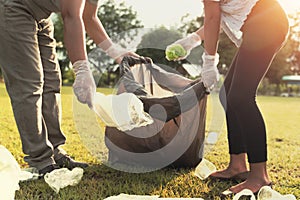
[203,0,221,55]
[60,0,87,63]
[83,1,113,51]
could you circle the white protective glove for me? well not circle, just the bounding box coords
[101,43,128,63]
[166,32,202,60]
[72,60,96,108]
[201,53,220,91]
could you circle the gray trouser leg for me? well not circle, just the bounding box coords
[38,18,67,161]
[0,0,66,169]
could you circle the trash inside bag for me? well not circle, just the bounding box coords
[0,145,21,200]
[44,167,84,193]
[194,158,216,180]
[93,92,153,131]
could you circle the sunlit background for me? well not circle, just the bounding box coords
[116,0,300,27]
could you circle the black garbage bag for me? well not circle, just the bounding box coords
[105,56,208,169]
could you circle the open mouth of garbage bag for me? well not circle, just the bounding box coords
[103,56,208,170]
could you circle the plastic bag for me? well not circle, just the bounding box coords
[93,92,153,131]
[0,145,21,200]
[44,167,84,193]
[194,158,216,180]
[257,186,296,200]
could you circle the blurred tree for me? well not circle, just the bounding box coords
[52,0,143,86]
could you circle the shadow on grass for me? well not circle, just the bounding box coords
[15,164,239,200]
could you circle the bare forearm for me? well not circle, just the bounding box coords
[83,2,113,51]
[203,1,221,55]
[204,17,220,55]
[63,16,87,63]
[84,16,112,50]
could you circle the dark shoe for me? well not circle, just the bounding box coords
[209,171,250,182]
[38,164,59,178]
[55,155,88,169]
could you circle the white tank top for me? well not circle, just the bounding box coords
[207,0,260,47]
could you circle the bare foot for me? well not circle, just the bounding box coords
[229,178,272,194]
[210,153,248,180]
[209,167,249,180]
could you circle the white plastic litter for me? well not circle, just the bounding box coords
[194,158,216,180]
[44,167,84,193]
[0,145,21,200]
[19,167,39,181]
[93,92,153,131]
[206,132,219,145]
[257,186,296,200]
[233,186,297,200]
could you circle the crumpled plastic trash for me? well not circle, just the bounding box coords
[19,167,39,181]
[44,167,84,193]
[233,186,296,200]
[257,186,296,200]
[93,92,153,131]
[206,132,219,145]
[0,145,21,200]
[194,158,216,180]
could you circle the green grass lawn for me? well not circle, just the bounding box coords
[0,83,299,200]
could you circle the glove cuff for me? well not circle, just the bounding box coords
[73,60,90,74]
[202,53,219,68]
[98,42,128,60]
[189,32,202,46]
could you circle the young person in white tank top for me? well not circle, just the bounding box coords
[168,0,289,195]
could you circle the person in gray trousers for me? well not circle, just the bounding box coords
[0,0,137,176]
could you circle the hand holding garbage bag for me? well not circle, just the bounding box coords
[201,53,220,91]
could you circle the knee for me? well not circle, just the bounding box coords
[43,70,61,93]
[226,93,250,111]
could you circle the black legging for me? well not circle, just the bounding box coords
[219,0,289,163]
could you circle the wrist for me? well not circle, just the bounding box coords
[103,43,127,60]
[202,53,219,69]
[73,60,90,73]
[97,39,114,52]
[190,32,202,44]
